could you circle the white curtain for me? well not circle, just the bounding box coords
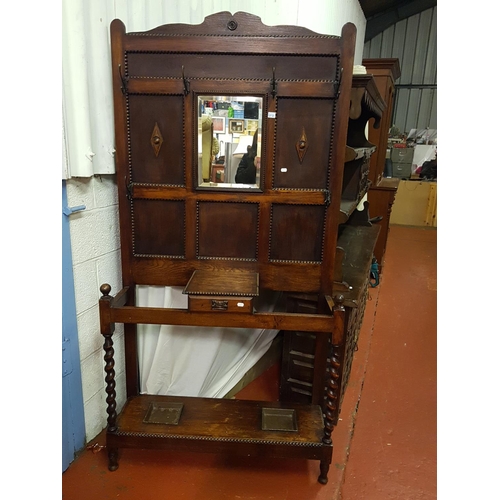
[136,286,280,398]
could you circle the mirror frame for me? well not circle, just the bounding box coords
[194,92,266,192]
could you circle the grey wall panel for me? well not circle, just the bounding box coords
[400,14,420,85]
[380,25,395,57]
[369,32,382,58]
[391,20,407,68]
[406,89,422,132]
[393,89,410,133]
[412,8,433,84]
[429,89,437,130]
[423,7,437,85]
[417,89,435,129]
[363,6,437,134]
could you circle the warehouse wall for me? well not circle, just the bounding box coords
[363,6,437,134]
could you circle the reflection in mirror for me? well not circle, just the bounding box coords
[197,95,263,189]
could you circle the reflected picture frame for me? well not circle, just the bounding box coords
[229,119,245,134]
[212,116,225,133]
[246,119,259,133]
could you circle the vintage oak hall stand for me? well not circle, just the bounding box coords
[98,12,383,484]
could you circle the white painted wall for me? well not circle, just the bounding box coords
[66,175,127,440]
[64,0,367,443]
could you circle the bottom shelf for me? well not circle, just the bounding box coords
[108,394,330,462]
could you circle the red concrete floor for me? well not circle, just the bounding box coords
[341,225,437,499]
[62,225,436,500]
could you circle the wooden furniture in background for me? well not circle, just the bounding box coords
[280,74,383,420]
[363,58,401,273]
[97,11,382,486]
[362,58,400,186]
[368,178,400,271]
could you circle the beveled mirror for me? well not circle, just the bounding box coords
[197,95,263,189]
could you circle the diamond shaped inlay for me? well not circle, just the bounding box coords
[150,122,163,157]
[295,127,308,163]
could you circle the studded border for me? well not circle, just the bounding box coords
[195,199,260,262]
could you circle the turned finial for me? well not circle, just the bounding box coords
[333,294,345,307]
[100,284,112,297]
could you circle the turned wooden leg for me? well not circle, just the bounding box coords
[100,285,118,433]
[322,344,341,445]
[108,447,119,471]
[100,285,119,471]
[322,295,345,443]
[103,333,117,432]
[318,460,330,484]
[103,332,119,471]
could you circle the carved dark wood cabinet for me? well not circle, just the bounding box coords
[96,11,381,485]
[363,58,402,273]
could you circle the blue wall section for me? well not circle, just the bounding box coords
[62,181,86,471]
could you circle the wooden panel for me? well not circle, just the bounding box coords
[342,157,366,201]
[281,329,327,406]
[270,204,325,262]
[184,269,259,296]
[368,180,399,272]
[128,94,184,185]
[115,394,324,442]
[425,183,437,227]
[188,296,253,314]
[197,201,258,260]
[127,53,338,82]
[333,225,380,304]
[274,98,334,190]
[108,394,330,463]
[132,199,185,257]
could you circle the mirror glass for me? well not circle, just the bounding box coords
[197,95,263,189]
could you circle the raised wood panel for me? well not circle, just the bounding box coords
[270,204,325,263]
[128,95,185,185]
[197,201,259,260]
[274,98,334,190]
[127,53,338,82]
[132,199,185,257]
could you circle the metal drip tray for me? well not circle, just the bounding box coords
[261,408,298,432]
[143,402,184,425]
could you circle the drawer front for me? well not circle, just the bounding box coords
[392,162,412,179]
[391,148,414,163]
[188,295,253,313]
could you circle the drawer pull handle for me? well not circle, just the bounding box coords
[211,300,228,311]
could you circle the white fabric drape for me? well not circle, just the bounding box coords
[136,286,280,398]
